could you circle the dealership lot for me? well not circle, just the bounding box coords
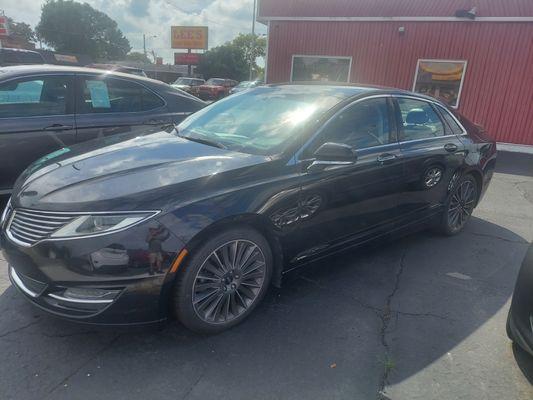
[0,151,532,400]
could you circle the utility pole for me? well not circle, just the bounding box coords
[143,33,146,57]
[249,0,256,81]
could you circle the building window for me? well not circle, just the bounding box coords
[413,60,467,108]
[291,55,351,83]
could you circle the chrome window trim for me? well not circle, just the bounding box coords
[10,267,39,298]
[296,94,395,160]
[5,209,161,247]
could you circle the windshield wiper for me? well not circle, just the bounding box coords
[177,132,227,150]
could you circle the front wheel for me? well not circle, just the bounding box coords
[436,174,478,235]
[173,227,272,334]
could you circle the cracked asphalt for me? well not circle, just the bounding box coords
[1,151,533,400]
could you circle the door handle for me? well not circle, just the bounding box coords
[444,143,458,153]
[377,153,397,164]
[43,124,73,131]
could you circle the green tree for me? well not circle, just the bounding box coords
[124,51,152,64]
[36,0,131,60]
[231,33,266,73]
[6,17,36,43]
[196,44,248,81]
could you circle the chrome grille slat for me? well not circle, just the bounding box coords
[11,221,51,235]
[14,214,66,226]
[6,208,78,246]
[16,210,74,220]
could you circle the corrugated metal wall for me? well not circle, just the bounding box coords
[260,0,533,18]
[267,21,533,145]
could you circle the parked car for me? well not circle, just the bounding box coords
[1,84,496,333]
[229,80,263,94]
[171,77,205,94]
[507,243,533,356]
[0,65,205,195]
[0,48,45,67]
[197,78,238,100]
[87,63,148,77]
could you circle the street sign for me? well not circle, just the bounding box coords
[171,26,208,50]
[0,16,9,37]
[174,53,201,65]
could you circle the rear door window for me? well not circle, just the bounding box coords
[437,105,465,135]
[0,75,71,118]
[396,98,446,141]
[78,77,165,114]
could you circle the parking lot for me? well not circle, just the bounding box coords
[0,151,532,400]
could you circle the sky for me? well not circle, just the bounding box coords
[1,0,267,64]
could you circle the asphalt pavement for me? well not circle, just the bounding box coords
[1,151,532,400]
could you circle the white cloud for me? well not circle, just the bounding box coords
[1,0,266,63]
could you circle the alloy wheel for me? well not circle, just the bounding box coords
[424,167,443,188]
[192,240,266,324]
[447,179,476,232]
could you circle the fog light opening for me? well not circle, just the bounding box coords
[49,287,121,304]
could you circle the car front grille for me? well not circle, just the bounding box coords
[6,208,77,246]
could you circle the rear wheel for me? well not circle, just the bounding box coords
[174,227,272,334]
[437,174,478,235]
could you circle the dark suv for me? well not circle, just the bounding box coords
[0,65,206,195]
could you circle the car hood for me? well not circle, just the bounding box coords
[12,130,271,212]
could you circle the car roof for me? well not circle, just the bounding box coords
[0,64,165,87]
[268,82,447,106]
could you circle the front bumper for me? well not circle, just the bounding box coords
[1,219,185,325]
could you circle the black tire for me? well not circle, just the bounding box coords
[436,174,478,236]
[173,227,272,334]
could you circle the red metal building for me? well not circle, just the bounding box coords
[258,0,533,145]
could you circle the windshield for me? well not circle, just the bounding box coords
[206,78,225,86]
[177,86,350,156]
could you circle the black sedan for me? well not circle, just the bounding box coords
[0,84,497,333]
[0,65,205,195]
[508,243,533,356]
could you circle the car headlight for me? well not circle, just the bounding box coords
[50,212,159,239]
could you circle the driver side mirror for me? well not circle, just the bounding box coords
[313,142,357,162]
[307,142,357,173]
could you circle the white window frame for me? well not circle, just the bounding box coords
[412,59,467,109]
[290,55,353,83]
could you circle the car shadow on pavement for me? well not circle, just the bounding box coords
[496,152,533,178]
[0,216,531,400]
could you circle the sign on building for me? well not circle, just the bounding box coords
[0,16,9,37]
[171,26,208,50]
[174,53,201,65]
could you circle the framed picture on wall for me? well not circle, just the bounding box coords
[413,60,467,108]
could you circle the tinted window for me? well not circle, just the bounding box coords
[79,77,164,113]
[206,79,225,86]
[0,76,69,118]
[437,105,465,135]
[397,98,445,141]
[320,98,392,149]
